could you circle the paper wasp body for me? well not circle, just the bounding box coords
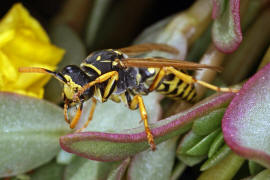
[19,43,237,150]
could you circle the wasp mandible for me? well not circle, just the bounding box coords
[19,43,238,150]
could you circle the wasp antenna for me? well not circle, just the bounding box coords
[19,67,67,83]
[19,67,53,73]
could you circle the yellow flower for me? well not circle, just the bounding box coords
[0,3,65,98]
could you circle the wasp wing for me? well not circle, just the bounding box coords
[121,58,223,72]
[119,43,179,56]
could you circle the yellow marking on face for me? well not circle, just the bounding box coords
[96,56,101,61]
[81,63,101,75]
[63,75,82,99]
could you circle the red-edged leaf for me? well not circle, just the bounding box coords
[60,92,234,161]
[223,63,270,168]
[212,0,242,53]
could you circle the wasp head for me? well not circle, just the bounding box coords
[61,65,96,102]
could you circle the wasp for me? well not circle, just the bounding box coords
[19,43,237,150]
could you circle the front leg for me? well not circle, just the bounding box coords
[73,71,119,102]
[64,96,70,124]
[75,98,97,132]
[69,102,84,129]
[63,94,84,129]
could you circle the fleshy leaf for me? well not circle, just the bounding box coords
[208,131,224,158]
[223,63,270,168]
[60,92,234,161]
[56,150,75,165]
[186,128,220,156]
[197,152,244,180]
[127,138,177,180]
[107,158,130,180]
[212,0,242,53]
[177,130,204,155]
[200,145,231,171]
[0,92,70,177]
[177,154,205,167]
[170,162,186,180]
[176,130,206,166]
[248,160,264,176]
[30,161,65,180]
[252,169,270,180]
[192,108,225,136]
[64,156,118,180]
[76,92,161,132]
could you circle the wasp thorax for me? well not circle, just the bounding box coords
[81,49,125,76]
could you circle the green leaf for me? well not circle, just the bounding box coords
[192,108,225,136]
[223,63,270,168]
[212,0,242,53]
[252,169,270,180]
[177,130,204,155]
[60,92,234,161]
[64,156,118,180]
[177,154,205,167]
[248,160,264,176]
[30,161,65,180]
[198,152,245,180]
[200,145,231,171]
[170,162,186,180]
[56,150,75,165]
[107,158,130,180]
[186,128,220,156]
[208,131,224,158]
[0,92,70,178]
[127,138,177,180]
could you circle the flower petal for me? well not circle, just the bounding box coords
[0,3,49,42]
[3,31,64,65]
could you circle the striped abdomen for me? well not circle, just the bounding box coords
[141,68,197,102]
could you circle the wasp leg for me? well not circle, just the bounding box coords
[70,103,83,129]
[149,67,239,93]
[75,98,97,133]
[73,71,119,101]
[130,95,156,151]
[103,72,119,101]
[64,98,70,124]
